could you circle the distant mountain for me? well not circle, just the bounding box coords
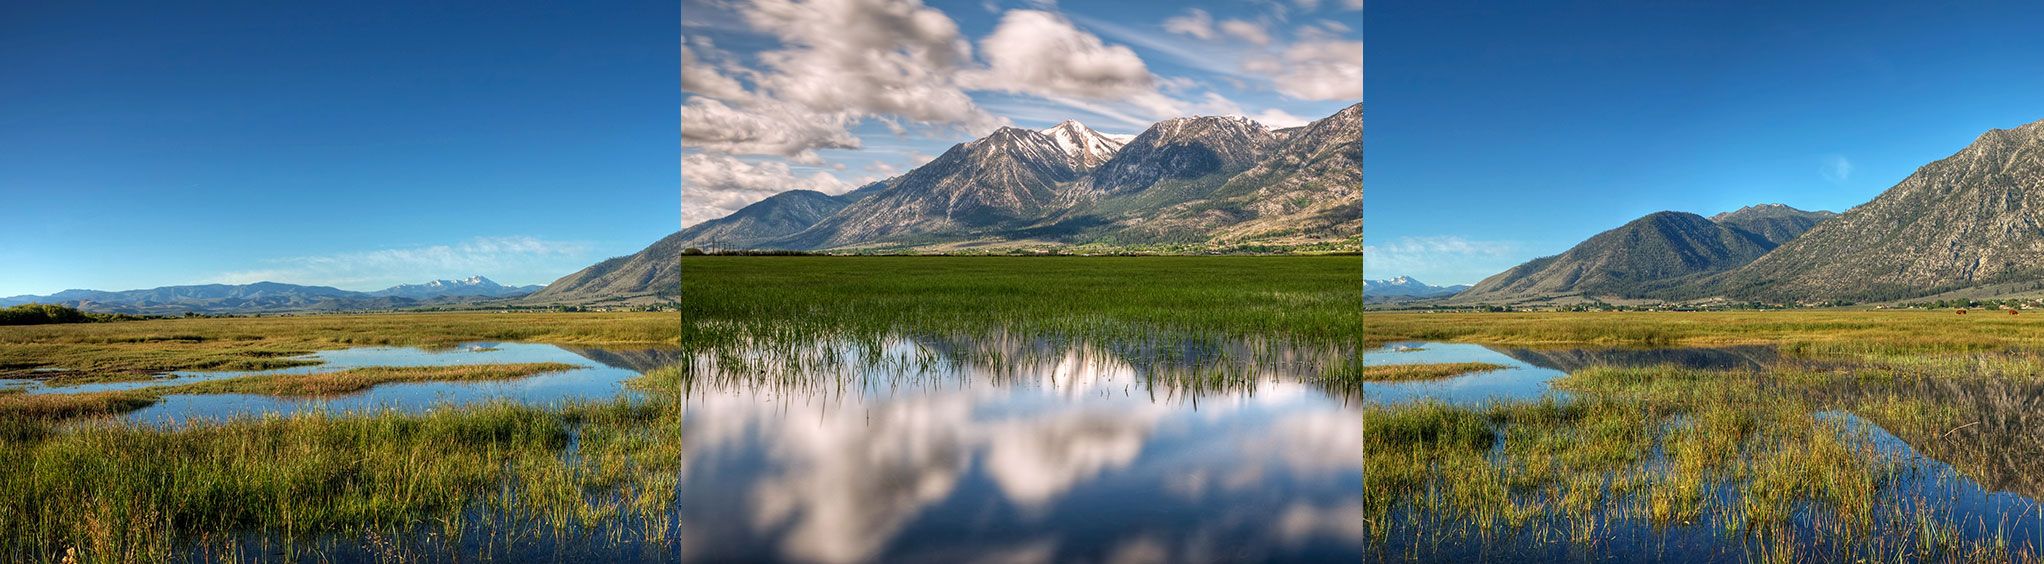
[520,232,682,306]
[1365,277,1469,300]
[1452,211,1782,304]
[0,277,536,315]
[370,276,540,299]
[1709,204,1837,246]
[1701,118,2044,302]
[670,187,873,250]
[667,104,1359,253]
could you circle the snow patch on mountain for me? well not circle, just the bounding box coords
[1039,120,1128,170]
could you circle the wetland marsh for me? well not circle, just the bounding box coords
[0,312,681,562]
[1363,312,2044,562]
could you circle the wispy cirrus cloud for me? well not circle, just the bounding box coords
[1363,236,1522,285]
[210,236,593,291]
[1821,155,1854,183]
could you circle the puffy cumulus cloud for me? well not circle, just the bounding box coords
[1243,38,1362,101]
[1162,8,1216,40]
[683,153,849,225]
[741,0,1000,130]
[967,10,1156,100]
[1217,19,1272,46]
[682,97,860,162]
[682,0,1009,164]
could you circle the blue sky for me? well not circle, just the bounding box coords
[1366,0,2044,285]
[681,0,1362,225]
[0,1,678,296]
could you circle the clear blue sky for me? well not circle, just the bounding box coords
[681,0,1360,225]
[0,1,678,296]
[1366,0,2044,285]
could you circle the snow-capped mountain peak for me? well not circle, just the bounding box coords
[1039,120,1127,170]
[370,275,541,299]
[1365,276,1470,299]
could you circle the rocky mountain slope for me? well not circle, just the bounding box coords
[1451,211,1785,303]
[778,126,1084,249]
[1702,119,2044,302]
[1709,204,1838,246]
[676,104,1359,253]
[671,188,872,251]
[519,231,683,306]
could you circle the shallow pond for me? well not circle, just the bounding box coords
[678,336,1363,563]
[1360,341,1779,404]
[27,342,671,424]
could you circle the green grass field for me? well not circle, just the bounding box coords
[679,256,1366,388]
[680,255,1361,345]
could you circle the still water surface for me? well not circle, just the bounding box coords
[678,337,1364,563]
[26,342,665,424]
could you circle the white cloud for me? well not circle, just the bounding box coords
[967,10,1157,100]
[681,40,750,101]
[1187,92,1309,128]
[682,96,861,162]
[1250,108,1310,128]
[1244,38,1362,100]
[1162,9,1216,40]
[1342,0,1362,10]
[1822,155,1854,183]
[683,153,850,225]
[1218,19,1272,46]
[212,236,593,290]
[1364,236,1521,283]
[741,0,1000,130]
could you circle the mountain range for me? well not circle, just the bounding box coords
[530,105,1362,305]
[1365,277,1469,301]
[678,104,1360,252]
[2,276,541,315]
[1451,117,2044,305]
[517,232,684,306]
[1451,207,1834,304]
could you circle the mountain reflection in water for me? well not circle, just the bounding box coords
[678,336,1364,563]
